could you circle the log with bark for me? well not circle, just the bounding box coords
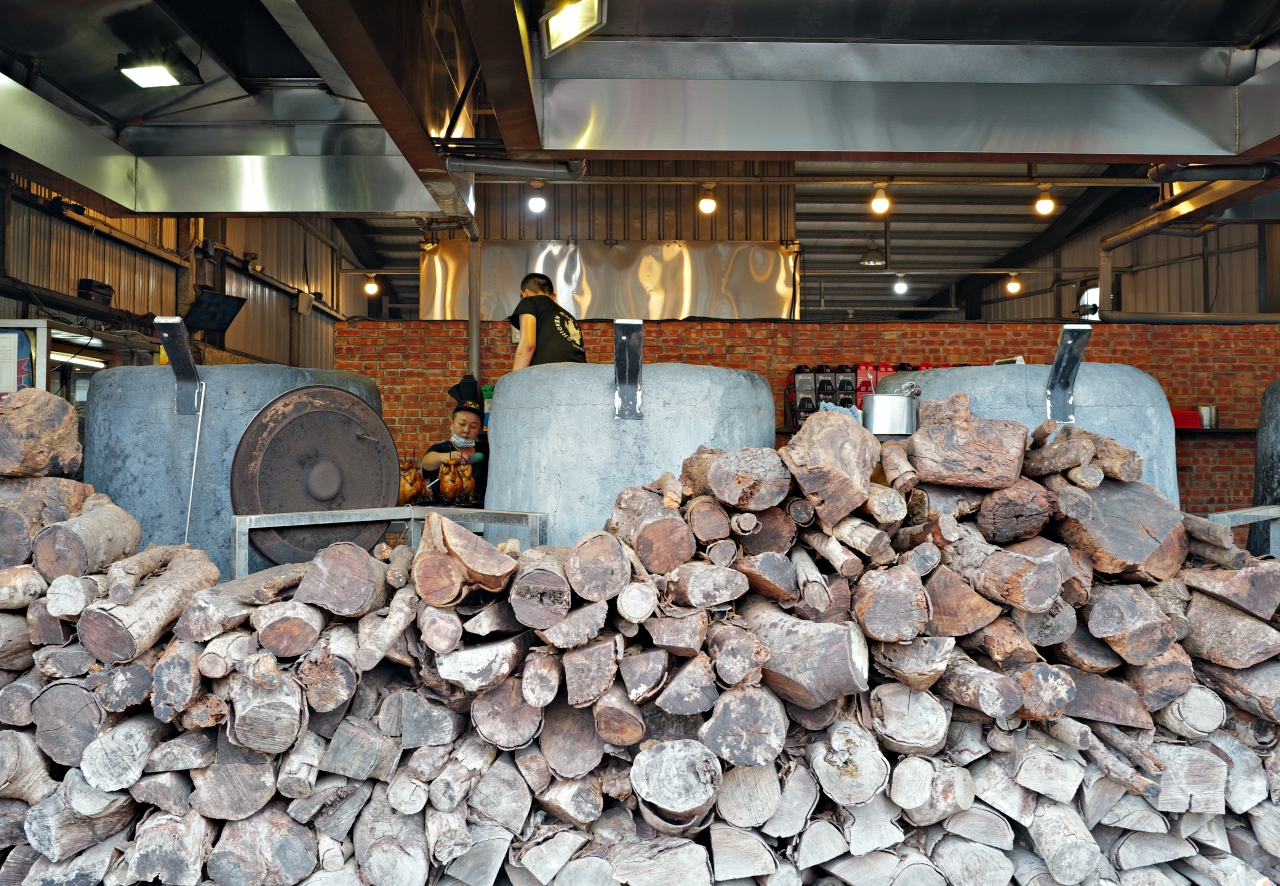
[0,388,81,479]
[907,393,1027,489]
[779,410,879,525]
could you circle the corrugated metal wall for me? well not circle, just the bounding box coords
[471,161,795,242]
[983,207,1263,319]
[6,200,178,316]
[224,217,362,320]
[295,313,336,370]
[223,269,293,366]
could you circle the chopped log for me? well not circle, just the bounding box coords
[1007,597,1077,648]
[1009,536,1092,605]
[698,686,787,767]
[78,548,219,664]
[705,623,768,687]
[468,675,541,750]
[512,743,553,795]
[740,595,869,708]
[1154,684,1227,739]
[536,602,607,651]
[730,512,760,536]
[398,693,466,749]
[416,605,463,656]
[126,808,216,886]
[0,668,44,726]
[1149,744,1226,814]
[207,802,319,886]
[1067,463,1104,489]
[278,731,327,799]
[870,682,948,754]
[716,764,780,829]
[385,544,414,588]
[467,753,531,833]
[1042,473,1094,520]
[1183,592,1280,668]
[779,410,879,525]
[508,547,573,629]
[710,824,775,880]
[589,682,644,746]
[515,651,560,711]
[758,764,818,840]
[931,836,1012,886]
[893,515,962,552]
[436,633,532,693]
[1047,623,1124,673]
[151,638,204,723]
[80,713,173,792]
[959,616,1040,668]
[1004,662,1076,721]
[317,834,353,873]
[702,540,737,568]
[871,636,955,690]
[564,634,622,707]
[655,652,718,715]
[881,440,918,495]
[106,543,187,604]
[200,630,259,679]
[619,648,669,705]
[1207,729,1267,814]
[907,483,986,526]
[229,672,306,754]
[540,695,605,780]
[931,651,1023,718]
[296,626,359,714]
[801,530,863,580]
[1186,540,1248,569]
[250,600,328,659]
[923,566,1001,637]
[0,478,92,568]
[680,445,725,499]
[387,746,450,815]
[558,535,631,608]
[739,507,799,556]
[1059,667,1154,728]
[32,642,94,679]
[319,718,400,783]
[788,545,829,610]
[1085,584,1177,666]
[1194,659,1280,722]
[943,800,1014,850]
[1008,736,1085,802]
[969,754,1037,826]
[731,552,798,602]
[785,495,816,527]
[631,739,722,823]
[0,387,80,477]
[128,769,193,815]
[21,831,128,886]
[173,565,307,643]
[709,448,792,512]
[852,564,929,642]
[32,494,140,582]
[858,483,907,527]
[424,734,496,814]
[907,393,1026,489]
[1060,426,1143,482]
[608,836,711,886]
[25,769,135,862]
[355,587,419,672]
[0,729,56,805]
[1059,481,1188,582]
[1182,561,1280,620]
[945,526,1061,613]
[976,477,1053,544]
[0,566,44,613]
[1027,797,1100,886]
[1127,643,1194,711]
[30,679,111,766]
[1022,435,1095,476]
[609,487,697,576]
[24,598,70,649]
[684,496,731,544]
[827,515,895,566]
[443,821,511,886]
[295,542,389,618]
[143,729,216,775]
[836,789,903,856]
[45,574,103,621]
[1182,513,1236,549]
[793,574,853,624]
[668,562,748,608]
[643,610,708,657]
[807,719,890,806]
[901,542,942,578]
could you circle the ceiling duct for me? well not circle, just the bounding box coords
[1148,163,1280,182]
[443,156,586,180]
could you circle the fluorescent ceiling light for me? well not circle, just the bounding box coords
[50,330,105,348]
[51,351,106,369]
[540,0,607,57]
[120,65,180,88]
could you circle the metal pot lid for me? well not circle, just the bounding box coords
[231,385,399,565]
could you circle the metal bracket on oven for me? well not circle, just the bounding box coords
[614,319,643,420]
[1046,324,1092,424]
[153,317,203,415]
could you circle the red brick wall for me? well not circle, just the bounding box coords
[336,320,1276,517]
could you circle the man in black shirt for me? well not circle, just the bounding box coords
[419,401,488,506]
[509,272,587,370]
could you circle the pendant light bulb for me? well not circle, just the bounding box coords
[363,274,379,296]
[528,180,547,214]
[893,274,908,295]
[699,182,717,215]
[1006,273,1021,294]
[871,186,890,214]
[1035,183,1055,215]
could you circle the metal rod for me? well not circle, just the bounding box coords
[184,382,206,545]
[444,65,482,141]
[473,176,1154,187]
[805,266,1103,276]
[339,268,421,275]
[468,239,481,381]
[1099,311,1280,324]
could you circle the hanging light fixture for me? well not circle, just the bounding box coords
[539,0,608,57]
[1035,183,1055,215]
[893,274,908,294]
[698,183,717,214]
[871,185,890,214]
[1006,273,1021,293]
[364,275,379,295]
[117,46,203,88]
[528,180,547,214]
[859,244,887,266]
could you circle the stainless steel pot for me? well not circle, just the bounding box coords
[862,393,919,436]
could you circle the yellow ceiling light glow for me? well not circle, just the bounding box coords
[364,275,379,296]
[540,0,608,57]
[1006,273,1021,294]
[698,182,717,214]
[893,274,908,294]
[1035,183,1055,215]
[871,186,890,214]
[120,65,180,88]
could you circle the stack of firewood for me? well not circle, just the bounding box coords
[7,386,1280,886]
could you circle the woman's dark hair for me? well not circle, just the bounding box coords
[520,272,554,295]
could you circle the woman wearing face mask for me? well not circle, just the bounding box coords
[419,400,487,506]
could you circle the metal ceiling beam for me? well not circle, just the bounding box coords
[480,175,1152,186]
[458,0,540,150]
[333,219,381,268]
[541,79,1233,158]
[797,212,1048,225]
[258,0,364,100]
[293,0,475,217]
